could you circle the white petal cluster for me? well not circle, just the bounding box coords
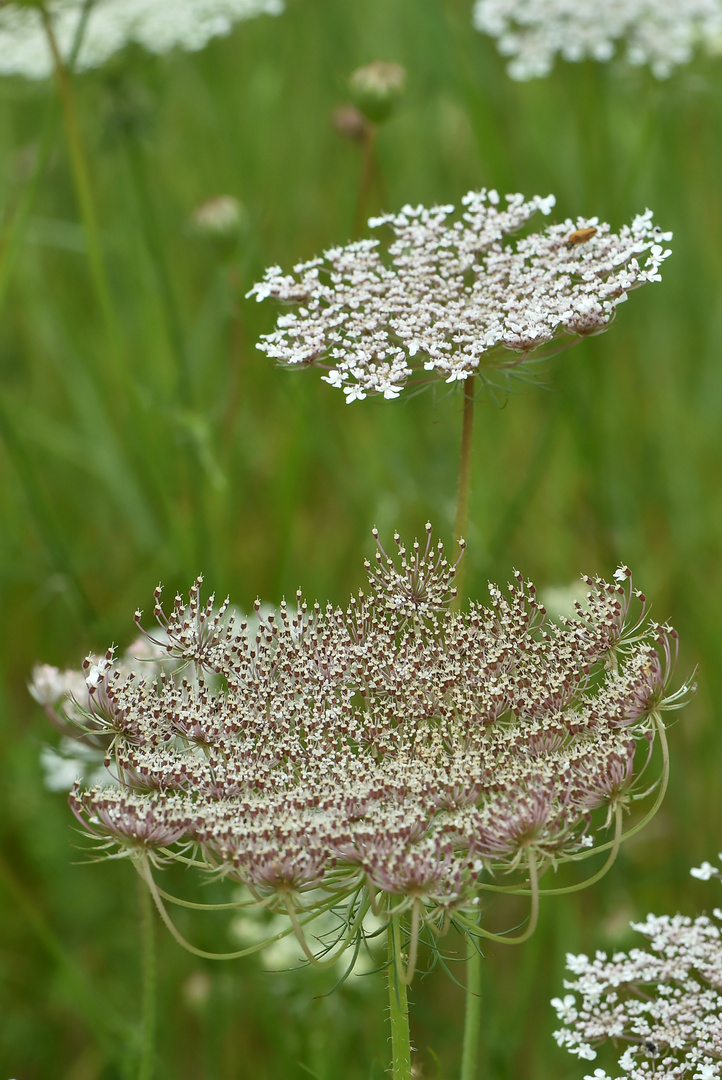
[0,0,284,80]
[473,0,722,80]
[552,899,722,1079]
[250,190,671,403]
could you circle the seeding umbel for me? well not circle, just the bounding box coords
[249,190,671,402]
[57,529,687,980]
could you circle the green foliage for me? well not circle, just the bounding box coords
[0,1,720,1077]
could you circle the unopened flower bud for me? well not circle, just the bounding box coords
[348,61,406,124]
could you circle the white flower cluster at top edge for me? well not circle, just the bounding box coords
[249,190,671,403]
[0,0,284,80]
[473,0,722,80]
[551,858,722,1080]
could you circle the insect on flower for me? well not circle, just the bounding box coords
[564,227,598,250]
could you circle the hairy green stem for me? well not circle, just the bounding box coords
[388,912,413,1080]
[138,877,156,1080]
[460,947,482,1080]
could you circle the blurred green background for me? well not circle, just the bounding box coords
[1,0,721,1077]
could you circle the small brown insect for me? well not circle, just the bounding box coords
[564,226,598,250]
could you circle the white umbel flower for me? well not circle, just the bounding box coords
[0,0,284,80]
[552,897,722,1080]
[250,190,671,402]
[473,0,722,80]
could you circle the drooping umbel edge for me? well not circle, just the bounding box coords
[52,528,690,989]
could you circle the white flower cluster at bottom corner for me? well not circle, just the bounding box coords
[551,862,722,1080]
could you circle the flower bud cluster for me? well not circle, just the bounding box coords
[249,190,671,402]
[59,529,684,965]
[0,0,285,80]
[473,0,722,81]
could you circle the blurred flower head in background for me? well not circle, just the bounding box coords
[42,528,689,980]
[552,862,722,1079]
[0,0,285,80]
[473,0,722,80]
[347,61,407,125]
[249,189,671,402]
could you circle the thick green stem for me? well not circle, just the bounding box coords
[460,947,482,1080]
[387,912,413,1080]
[138,877,156,1080]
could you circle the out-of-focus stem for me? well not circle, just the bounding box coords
[0,0,94,313]
[353,124,378,236]
[387,911,413,1080]
[40,3,124,373]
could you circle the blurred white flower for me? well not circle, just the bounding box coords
[691,853,722,880]
[40,738,110,791]
[473,0,722,79]
[0,0,284,80]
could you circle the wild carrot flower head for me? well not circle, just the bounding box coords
[552,870,722,1079]
[49,529,687,978]
[249,190,671,402]
[473,0,722,80]
[0,0,284,80]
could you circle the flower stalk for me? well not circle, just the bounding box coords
[388,911,413,1080]
[460,948,482,1080]
[138,875,156,1080]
